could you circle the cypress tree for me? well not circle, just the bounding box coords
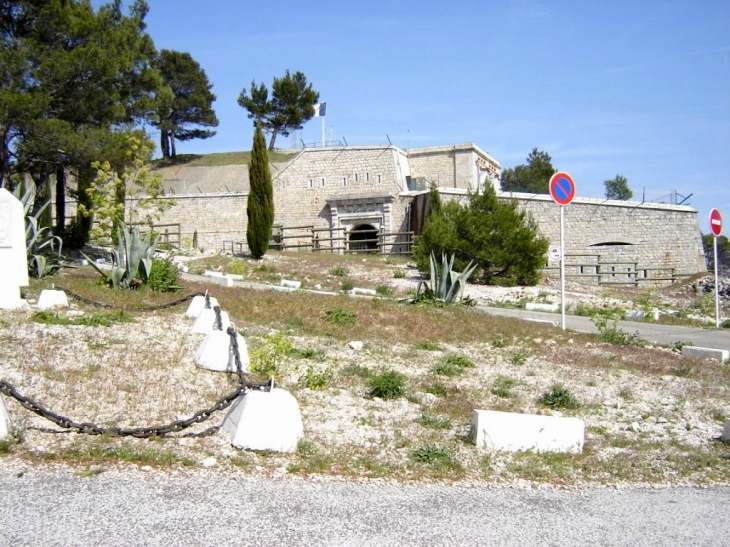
[246,124,274,258]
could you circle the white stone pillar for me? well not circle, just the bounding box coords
[0,188,29,309]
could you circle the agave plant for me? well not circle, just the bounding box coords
[13,186,63,278]
[83,223,158,289]
[412,252,477,305]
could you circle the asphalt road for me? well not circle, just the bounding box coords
[476,306,730,351]
[1,472,728,546]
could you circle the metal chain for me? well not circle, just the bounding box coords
[214,306,223,331]
[205,291,211,309]
[0,295,276,438]
[57,287,204,312]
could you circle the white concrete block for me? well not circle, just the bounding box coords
[36,289,69,310]
[185,295,219,318]
[0,188,29,310]
[194,330,249,373]
[222,388,304,453]
[470,410,584,454]
[191,307,230,334]
[681,346,729,363]
[722,419,730,442]
[350,287,376,296]
[0,394,11,440]
[280,279,302,289]
[525,302,559,313]
[204,270,243,280]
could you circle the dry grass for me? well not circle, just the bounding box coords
[1,260,728,486]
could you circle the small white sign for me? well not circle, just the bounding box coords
[548,246,561,261]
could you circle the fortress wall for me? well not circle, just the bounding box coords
[508,193,707,279]
[128,193,247,251]
[271,147,407,230]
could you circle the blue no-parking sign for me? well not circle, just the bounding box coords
[549,172,576,206]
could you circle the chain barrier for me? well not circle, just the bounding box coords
[205,291,211,309]
[1,293,275,438]
[56,286,205,312]
[214,306,223,331]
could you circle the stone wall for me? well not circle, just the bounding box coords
[407,144,501,192]
[439,188,706,283]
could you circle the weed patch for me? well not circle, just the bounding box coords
[537,384,581,410]
[368,369,406,399]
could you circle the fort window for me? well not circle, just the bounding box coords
[377,174,381,184]
[321,178,326,187]
[355,173,359,182]
[308,179,313,188]
[342,177,347,187]
[366,173,370,182]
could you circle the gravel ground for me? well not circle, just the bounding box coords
[0,471,728,546]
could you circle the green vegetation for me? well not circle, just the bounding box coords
[537,385,581,410]
[145,258,180,292]
[604,174,633,200]
[593,316,645,346]
[510,350,529,366]
[15,186,63,278]
[328,266,348,277]
[368,369,406,399]
[31,310,135,327]
[246,124,274,258]
[411,444,461,473]
[500,148,555,194]
[299,366,333,390]
[413,340,442,351]
[414,184,549,286]
[492,376,521,398]
[323,307,357,325]
[83,224,157,289]
[416,413,452,430]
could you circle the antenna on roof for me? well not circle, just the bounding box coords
[343,137,348,146]
[386,134,392,145]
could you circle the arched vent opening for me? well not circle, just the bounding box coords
[590,242,634,247]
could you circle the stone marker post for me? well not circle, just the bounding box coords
[0,188,29,309]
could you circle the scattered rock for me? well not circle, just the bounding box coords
[201,457,217,468]
[348,341,364,351]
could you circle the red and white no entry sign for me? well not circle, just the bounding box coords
[709,208,722,237]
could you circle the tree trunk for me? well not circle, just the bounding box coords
[55,167,66,234]
[160,130,170,159]
[170,132,177,158]
[268,129,278,150]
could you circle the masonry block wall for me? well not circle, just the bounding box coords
[408,144,501,191]
[129,193,247,251]
[510,192,706,280]
[271,146,411,234]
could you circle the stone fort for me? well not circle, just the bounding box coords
[113,142,705,285]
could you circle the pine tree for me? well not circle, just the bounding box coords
[246,124,274,258]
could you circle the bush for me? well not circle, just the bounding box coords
[368,369,406,399]
[299,366,333,390]
[537,385,580,410]
[413,184,549,286]
[340,279,354,292]
[324,307,357,324]
[328,266,348,277]
[145,258,180,292]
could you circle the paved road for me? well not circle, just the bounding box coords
[477,306,730,351]
[0,472,728,546]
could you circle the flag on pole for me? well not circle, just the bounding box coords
[313,102,327,117]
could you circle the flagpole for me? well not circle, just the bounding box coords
[321,115,325,147]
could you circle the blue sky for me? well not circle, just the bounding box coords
[119,0,729,233]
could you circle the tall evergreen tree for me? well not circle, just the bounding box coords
[500,148,556,194]
[246,124,273,258]
[153,49,218,159]
[604,174,633,200]
[238,70,319,150]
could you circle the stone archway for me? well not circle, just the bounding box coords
[348,223,378,252]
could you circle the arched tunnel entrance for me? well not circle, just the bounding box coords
[348,224,378,252]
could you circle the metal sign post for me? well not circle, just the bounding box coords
[710,208,723,328]
[549,172,576,330]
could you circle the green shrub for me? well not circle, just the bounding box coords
[250,333,293,377]
[393,269,406,279]
[442,354,475,369]
[375,285,393,296]
[432,361,463,377]
[537,384,580,410]
[31,310,135,327]
[145,258,180,292]
[413,340,441,351]
[417,413,452,430]
[368,369,406,399]
[299,366,333,390]
[340,279,354,292]
[491,375,520,398]
[425,382,448,396]
[411,444,460,471]
[592,317,644,346]
[328,266,348,277]
[510,350,529,366]
[324,307,357,325]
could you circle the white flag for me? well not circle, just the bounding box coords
[313,101,327,117]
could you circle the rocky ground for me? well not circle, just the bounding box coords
[1,252,728,487]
